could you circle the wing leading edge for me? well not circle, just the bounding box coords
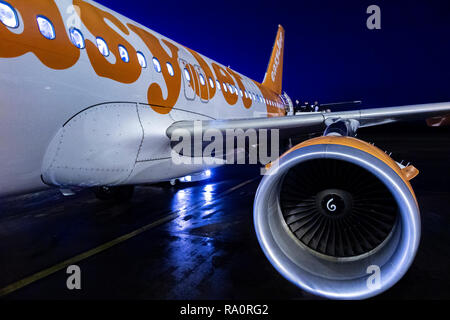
[166,102,450,138]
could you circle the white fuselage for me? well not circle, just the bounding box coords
[0,0,286,197]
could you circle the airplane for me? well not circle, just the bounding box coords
[1,0,450,300]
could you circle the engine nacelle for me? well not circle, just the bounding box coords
[254,136,420,299]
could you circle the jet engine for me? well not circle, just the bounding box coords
[254,136,420,299]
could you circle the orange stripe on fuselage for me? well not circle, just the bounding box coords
[74,0,141,83]
[0,0,285,117]
[0,0,79,69]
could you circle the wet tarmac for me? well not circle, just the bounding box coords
[0,122,449,300]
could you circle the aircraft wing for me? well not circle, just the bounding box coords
[166,102,450,138]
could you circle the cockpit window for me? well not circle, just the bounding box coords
[96,37,109,56]
[209,78,214,88]
[69,27,85,49]
[0,1,18,28]
[37,16,55,40]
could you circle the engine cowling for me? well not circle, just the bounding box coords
[254,136,420,299]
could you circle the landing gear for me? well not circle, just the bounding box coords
[93,185,135,202]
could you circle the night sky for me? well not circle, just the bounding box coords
[97,0,449,109]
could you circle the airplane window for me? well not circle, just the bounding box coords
[199,74,206,86]
[252,93,256,101]
[118,45,129,63]
[209,78,214,88]
[152,57,161,73]
[166,62,174,76]
[216,80,221,90]
[244,91,248,98]
[239,89,243,97]
[69,27,85,49]
[37,16,55,40]
[227,84,232,93]
[137,51,147,68]
[0,1,18,28]
[96,37,109,56]
[183,68,191,81]
[223,83,228,92]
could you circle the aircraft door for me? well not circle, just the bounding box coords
[179,59,196,100]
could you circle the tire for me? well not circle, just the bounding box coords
[93,185,135,202]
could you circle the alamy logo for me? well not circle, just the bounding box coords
[366,5,381,30]
[66,265,81,290]
[366,265,381,290]
[170,120,280,175]
[271,32,283,82]
[66,5,81,29]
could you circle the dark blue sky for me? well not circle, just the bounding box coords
[97,0,449,109]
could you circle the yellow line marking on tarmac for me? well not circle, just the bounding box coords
[0,213,178,297]
[0,177,257,297]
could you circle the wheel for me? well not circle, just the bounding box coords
[93,185,135,202]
